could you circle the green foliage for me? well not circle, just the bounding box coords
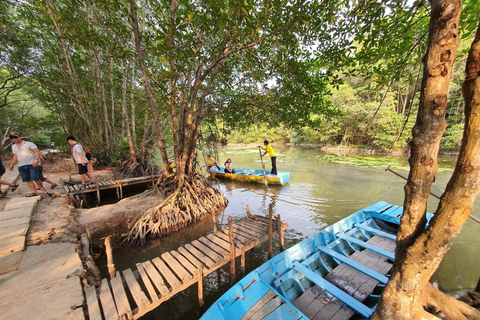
[441,123,464,151]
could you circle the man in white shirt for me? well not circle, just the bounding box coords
[8,132,42,197]
[66,136,95,186]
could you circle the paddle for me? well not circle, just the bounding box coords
[258,146,268,187]
[385,165,480,225]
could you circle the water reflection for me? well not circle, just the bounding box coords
[110,146,479,319]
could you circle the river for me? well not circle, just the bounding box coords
[110,145,480,319]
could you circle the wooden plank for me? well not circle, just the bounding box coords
[184,243,216,268]
[123,268,150,310]
[222,228,251,244]
[85,286,102,320]
[99,278,118,320]
[250,296,284,320]
[152,257,182,288]
[239,220,269,234]
[170,250,197,275]
[161,252,192,282]
[142,260,170,296]
[198,236,229,256]
[191,239,224,262]
[206,233,231,252]
[136,263,159,302]
[110,271,132,318]
[232,224,261,238]
[215,230,242,249]
[231,226,258,241]
[241,290,277,320]
[178,246,208,270]
[63,185,70,194]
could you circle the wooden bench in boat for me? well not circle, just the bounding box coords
[292,234,396,320]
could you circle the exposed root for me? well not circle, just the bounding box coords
[424,283,480,320]
[113,159,160,179]
[126,173,228,245]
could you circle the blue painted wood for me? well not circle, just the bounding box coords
[293,263,374,318]
[315,247,389,284]
[200,201,433,320]
[336,234,395,260]
[205,166,291,185]
[355,221,397,241]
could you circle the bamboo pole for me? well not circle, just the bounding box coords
[258,146,268,187]
[105,235,116,279]
[228,216,236,284]
[268,203,273,259]
[198,267,204,308]
[275,214,285,252]
[96,182,101,204]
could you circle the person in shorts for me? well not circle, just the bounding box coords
[67,136,95,186]
[35,156,58,191]
[8,132,41,197]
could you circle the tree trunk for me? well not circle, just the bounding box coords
[129,0,170,172]
[373,3,480,319]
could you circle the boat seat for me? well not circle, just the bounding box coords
[292,235,395,320]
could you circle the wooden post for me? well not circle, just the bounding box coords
[96,182,101,204]
[80,233,90,259]
[198,267,204,308]
[228,216,236,284]
[105,235,116,279]
[246,204,255,220]
[212,211,217,233]
[119,183,123,198]
[275,214,285,252]
[268,203,273,259]
[241,252,245,275]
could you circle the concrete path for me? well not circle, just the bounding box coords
[0,169,85,319]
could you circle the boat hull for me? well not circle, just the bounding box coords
[206,167,290,185]
[200,201,432,320]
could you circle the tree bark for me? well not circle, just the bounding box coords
[373,7,480,319]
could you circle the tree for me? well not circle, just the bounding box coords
[372,1,480,319]
[125,0,343,243]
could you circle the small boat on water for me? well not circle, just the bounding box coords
[200,201,433,320]
[205,167,291,185]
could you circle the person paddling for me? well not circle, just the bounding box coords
[259,140,277,175]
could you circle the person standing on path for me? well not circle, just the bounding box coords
[0,157,18,194]
[260,140,277,175]
[35,156,58,191]
[8,132,42,197]
[66,136,95,186]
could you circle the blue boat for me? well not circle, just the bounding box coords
[201,201,433,320]
[206,167,291,185]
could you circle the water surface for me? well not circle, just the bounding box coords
[111,145,480,319]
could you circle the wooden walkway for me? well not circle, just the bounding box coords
[85,214,287,320]
[64,176,160,207]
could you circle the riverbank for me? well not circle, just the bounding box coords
[0,154,164,319]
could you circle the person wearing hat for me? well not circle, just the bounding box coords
[8,132,42,197]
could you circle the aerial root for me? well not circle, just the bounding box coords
[424,283,480,320]
[126,174,228,245]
